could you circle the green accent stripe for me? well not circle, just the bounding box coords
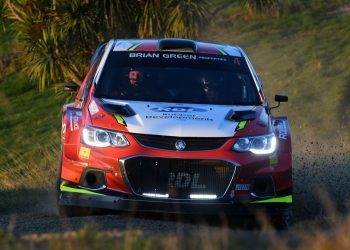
[251,195,292,204]
[216,48,228,55]
[60,185,104,196]
[269,154,279,165]
[128,43,142,51]
[236,120,247,131]
[114,114,126,126]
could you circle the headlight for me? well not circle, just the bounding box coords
[82,126,129,148]
[232,133,277,155]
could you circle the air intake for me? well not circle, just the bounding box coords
[158,38,197,53]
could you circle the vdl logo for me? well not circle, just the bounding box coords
[151,107,207,113]
[168,172,206,189]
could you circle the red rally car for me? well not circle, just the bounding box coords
[58,38,292,226]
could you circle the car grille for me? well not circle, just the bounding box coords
[132,134,229,151]
[120,157,236,199]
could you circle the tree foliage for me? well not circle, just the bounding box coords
[243,0,279,13]
[4,0,212,89]
[3,0,278,89]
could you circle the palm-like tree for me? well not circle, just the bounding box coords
[5,0,211,89]
[165,0,211,38]
[4,0,277,89]
[243,0,279,13]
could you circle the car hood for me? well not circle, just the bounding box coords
[101,99,258,137]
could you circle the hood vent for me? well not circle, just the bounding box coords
[226,109,256,121]
[98,101,135,117]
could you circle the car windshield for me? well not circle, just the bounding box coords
[94,51,261,105]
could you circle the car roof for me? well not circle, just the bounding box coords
[111,38,243,57]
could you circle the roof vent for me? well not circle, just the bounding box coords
[158,38,197,53]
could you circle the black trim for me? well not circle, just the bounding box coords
[226,109,256,121]
[58,191,291,215]
[132,134,230,151]
[97,100,136,117]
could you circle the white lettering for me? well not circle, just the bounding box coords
[129,52,160,58]
[162,53,196,60]
[191,173,206,189]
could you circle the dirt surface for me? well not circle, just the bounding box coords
[0,140,349,238]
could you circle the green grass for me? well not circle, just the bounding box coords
[0,74,66,194]
[0,74,65,158]
[207,7,350,141]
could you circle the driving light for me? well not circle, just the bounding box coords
[142,193,169,198]
[82,126,129,148]
[232,133,277,155]
[190,194,217,199]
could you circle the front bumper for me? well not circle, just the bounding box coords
[59,185,292,215]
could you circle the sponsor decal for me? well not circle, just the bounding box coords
[233,58,241,66]
[235,120,247,131]
[147,106,212,121]
[130,52,159,58]
[168,173,206,189]
[129,52,227,62]
[130,52,196,60]
[146,113,213,122]
[62,123,66,139]
[278,120,288,140]
[114,114,127,126]
[79,147,91,159]
[69,112,79,131]
[151,107,207,113]
[197,55,227,62]
[235,184,251,191]
[88,100,99,115]
[92,114,105,119]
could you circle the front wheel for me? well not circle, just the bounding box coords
[271,206,293,230]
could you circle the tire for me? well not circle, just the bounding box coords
[271,205,293,230]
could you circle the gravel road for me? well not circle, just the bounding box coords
[1,141,349,238]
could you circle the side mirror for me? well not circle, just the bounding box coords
[275,94,288,103]
[271,94,288,110]
[63,83,79,92]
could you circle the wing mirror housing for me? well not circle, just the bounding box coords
[275,94,288,103]
[271,94,288,109]
[64,83,79,92]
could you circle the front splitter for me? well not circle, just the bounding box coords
[58,190,291,215]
